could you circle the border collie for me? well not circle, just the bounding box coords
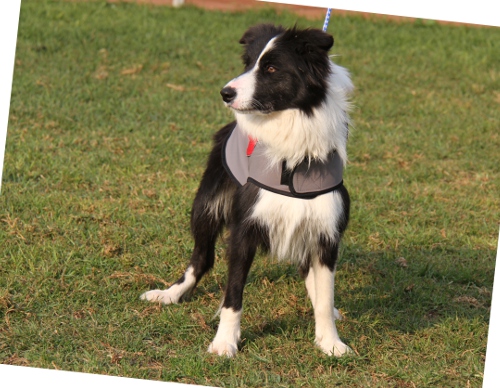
[141,24,354,357]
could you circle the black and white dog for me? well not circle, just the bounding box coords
[141,24,354,357]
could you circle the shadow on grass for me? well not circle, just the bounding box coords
[340,245,493,331]
[229,244,495,343]
[147,242,494,357]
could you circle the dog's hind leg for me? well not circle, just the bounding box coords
[141,124,236,305]
[304,266,342,320]
[141,178,233,305]
[141,192,229,304]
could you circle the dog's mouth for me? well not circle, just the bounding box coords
[227,101,273,115]
[233,108,273,116]
[230,106,261,114]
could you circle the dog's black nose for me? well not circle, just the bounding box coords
[220,87,237,103]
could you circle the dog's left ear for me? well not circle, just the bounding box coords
[287,27,334,56]
[303,29,334,53]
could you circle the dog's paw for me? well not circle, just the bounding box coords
[140,289,180,305]
[316,337,352,357]
[141,267,196,305]
[207,340,238,357]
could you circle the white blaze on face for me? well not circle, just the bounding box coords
[223,37,277,111]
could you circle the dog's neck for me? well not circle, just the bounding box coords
[234,63,352,169]
[234,105,349,169]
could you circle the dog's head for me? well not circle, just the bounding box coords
[220,24,334,116]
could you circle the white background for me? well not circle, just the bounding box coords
[260,0,500,27]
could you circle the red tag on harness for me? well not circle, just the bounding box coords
[246,136,257,156]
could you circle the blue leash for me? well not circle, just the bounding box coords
[322,8,332,32]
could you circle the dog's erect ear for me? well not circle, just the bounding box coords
[238,25,259,46]
[278,27,333,57]
[309,29,334,52]
[299,28,334,53]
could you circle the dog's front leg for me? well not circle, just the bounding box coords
[207,306,242,357]
[208,228,257,357]
[310,257,351,357]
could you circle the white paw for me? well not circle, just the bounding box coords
[316,336,352,357]
[207,307,241,357]
[141,267,196,305]
[207,340,238,357]
[140,289,180,305]
[333,307,343,321]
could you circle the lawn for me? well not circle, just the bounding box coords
[1,1,499,387]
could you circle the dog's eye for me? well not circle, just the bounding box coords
[266,65,276,73]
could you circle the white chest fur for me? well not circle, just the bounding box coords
[249,189,345,264]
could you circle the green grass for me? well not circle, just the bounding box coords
[1,0,499,386]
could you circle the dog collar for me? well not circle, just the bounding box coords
[222,123,344,199]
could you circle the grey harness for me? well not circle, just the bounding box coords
[222,123,344,199]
